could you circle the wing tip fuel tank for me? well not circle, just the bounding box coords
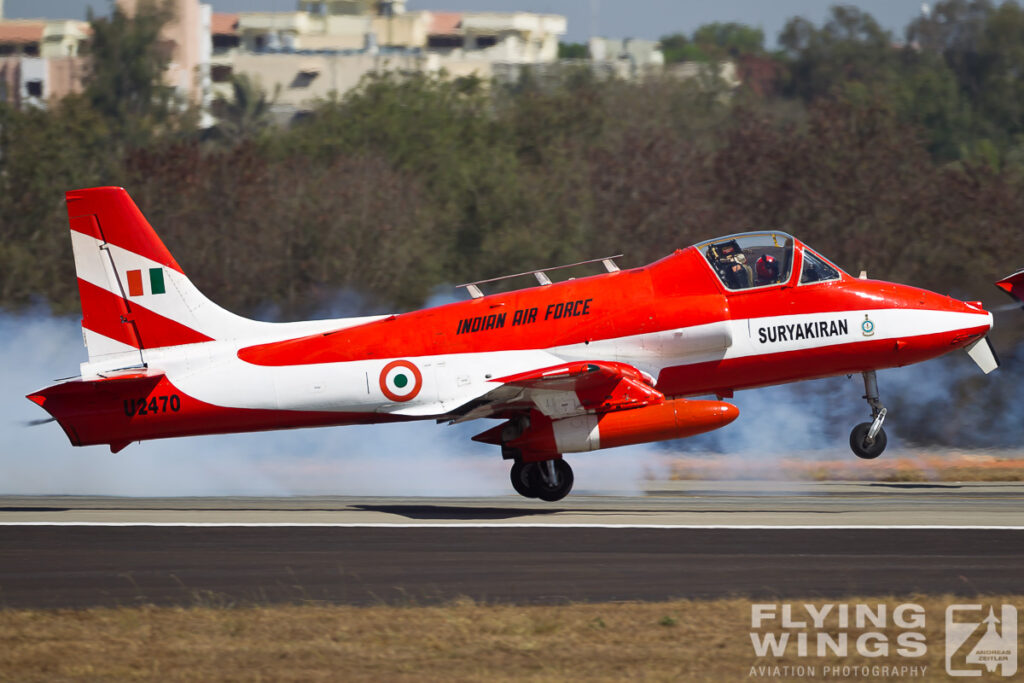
[596,398,739,450]
[484,398,739,456]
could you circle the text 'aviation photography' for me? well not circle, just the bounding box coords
[2,0,1024,680]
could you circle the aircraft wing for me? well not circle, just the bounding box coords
[445,360,664,425]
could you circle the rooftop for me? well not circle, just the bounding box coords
[212,13,239,37]
[429,12,461,36]
[0,21,45,44]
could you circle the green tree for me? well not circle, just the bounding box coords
[906,0,994,100]
[661,23,764,63]
[972,1,1024,139]
[557,42,589,59]
[211,73,277,144]
[279,73,531,280]
[85,0,178,143]
[0,97,117,310]
[692,22,764,58]
[907,0,1024,162]
[779,6,894,101]
[658,33,693,63]
[778,5,972,160]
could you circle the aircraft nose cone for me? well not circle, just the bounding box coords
[896,288,995,357]
[962,301,995,331]
[904,287,992,326]
[947,297,994,334]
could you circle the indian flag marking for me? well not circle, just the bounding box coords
[150,268,166,294]
[379,360,423,402]
[125,268,166,296]
[126,270,144,297]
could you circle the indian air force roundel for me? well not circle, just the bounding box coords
[379,360,423,402]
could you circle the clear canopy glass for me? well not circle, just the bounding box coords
[694,232,796,291]
[800,249,842,284]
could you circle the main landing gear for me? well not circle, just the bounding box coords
[850,370,888,460]
[510,459,574,502]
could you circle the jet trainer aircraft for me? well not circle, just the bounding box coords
[29,187,1015,501]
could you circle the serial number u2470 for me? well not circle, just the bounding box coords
[124,394,181,417]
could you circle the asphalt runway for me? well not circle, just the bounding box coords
[1,482,1023,608]
[2,480,1024,526]
[2,526,1023,608]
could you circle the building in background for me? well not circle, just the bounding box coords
[1,0,740,121]
[118,0,213,105]
[0,18,90,107]
[588,37,663,79]
[209,0,566,117]
[0,0,214,111]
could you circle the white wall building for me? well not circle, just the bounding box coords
[209,3,566,115]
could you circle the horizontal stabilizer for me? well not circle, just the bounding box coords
[964,337,999,374]
[27,371,167,452]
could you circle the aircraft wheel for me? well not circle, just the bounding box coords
[850,422,887,460]
[527,459,574,502]
[510,461,539,498]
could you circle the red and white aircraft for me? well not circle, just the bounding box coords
[29,187,1013,500]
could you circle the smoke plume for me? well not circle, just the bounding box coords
[2,306,656,496]
[3,288,1020,495]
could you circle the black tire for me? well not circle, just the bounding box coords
[510,461,539,498]
[527,459,574,502]
[850,422,887,459]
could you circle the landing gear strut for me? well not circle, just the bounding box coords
[850,370,888,459]
[509,458,574,502]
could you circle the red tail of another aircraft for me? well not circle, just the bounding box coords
[996,269,1024,308]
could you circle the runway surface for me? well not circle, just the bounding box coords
[2,480,1024,526]
[2,526,1023,608]
[2,482,1023,608]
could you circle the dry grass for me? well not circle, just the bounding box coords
[1,595,1019,681]
[665,450,1024,482]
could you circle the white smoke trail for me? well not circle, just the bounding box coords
[4,286,1018,495]
[1,301,657,496]
[671,344,1020,458]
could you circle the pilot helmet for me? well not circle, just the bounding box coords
[756,254,779,281]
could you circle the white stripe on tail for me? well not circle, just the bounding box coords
[66,187,382,374]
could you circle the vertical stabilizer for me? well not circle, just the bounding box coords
[66,187,257,367]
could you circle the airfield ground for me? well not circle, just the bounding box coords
[2,595,1016,682]
[664,449,1024,482]
[1,471,1022,680]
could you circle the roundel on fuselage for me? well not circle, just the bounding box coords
[379,360,423,402]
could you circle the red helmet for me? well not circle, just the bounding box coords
[756,254,779,281]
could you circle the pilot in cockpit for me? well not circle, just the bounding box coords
[708,241,754,289]
[755,254,780,286]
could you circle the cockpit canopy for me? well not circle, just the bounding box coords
[696,232,795,290]
[695,232,843,291]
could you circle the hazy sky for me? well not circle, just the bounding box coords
[4,0,929,44]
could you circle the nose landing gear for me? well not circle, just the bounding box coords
[850,370,888,459]
[509,458,574,501]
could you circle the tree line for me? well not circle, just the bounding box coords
[1,1,1023,322]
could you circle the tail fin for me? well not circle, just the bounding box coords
[67,187,255,367]
[996,269,1024,309]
